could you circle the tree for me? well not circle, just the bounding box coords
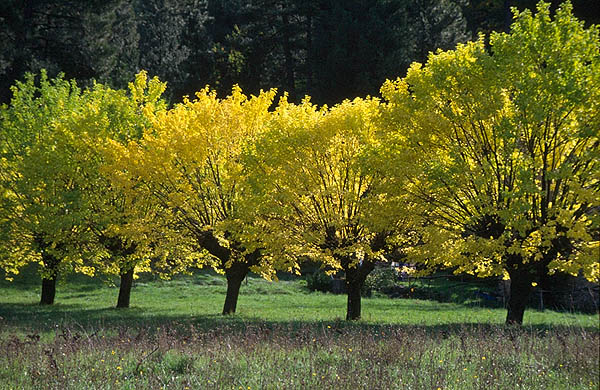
[134,0,211,100]
[381,1,599,325]
[309,0,468,105]
[204,0,308,101]
[245,96,416,320]
[462,0,600,36]
[0,0,140,103]
[231,0,305,100]
[107,85,279,314]
[0,71,91,304]
[309,0,407,104]
[406,0,470,63]
[61,71,174,308]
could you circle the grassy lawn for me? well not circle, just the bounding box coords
[1,268,598,389]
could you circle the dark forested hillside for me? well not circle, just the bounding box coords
[1,0,598,104]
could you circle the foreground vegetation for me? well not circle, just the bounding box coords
[1,272,598,389]
[2,322,598,390]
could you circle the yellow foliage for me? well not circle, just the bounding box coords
[382,1,600,282]
[245,95,420,273]
[106,84,278,275]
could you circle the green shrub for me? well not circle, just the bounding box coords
[364,267,399,295]
[306,270,332,293]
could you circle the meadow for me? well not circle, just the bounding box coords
[1,269,598,390]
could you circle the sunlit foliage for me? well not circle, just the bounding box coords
[245,96,418,319]
[381,1,599,324]
[64,71,174,307]
[0,71,90,303]
[107,85,277,313]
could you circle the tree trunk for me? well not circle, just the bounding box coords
[506,266,533,325]
[195,230,260,315]
[305,13,313,92]
[281,12,296,100]
[39,249,60,305]
[222,262,250,315]
[116,268,134,308]
[40,275,57,305]
[503,0,512,32]
[346,278,363,320]
[344,260,375,321]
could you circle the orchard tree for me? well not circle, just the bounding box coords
[245,96,416,320]
[0,71,93,304]
[381,1,599,325]
[61,71,177,308]
[108,85,279,314]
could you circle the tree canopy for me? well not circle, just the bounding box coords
[0,1,597,324]
[381,1,599,324]
[244,96,419,319]
[0,71,90,303]
[106,85,281,314]
[62,71,172,307]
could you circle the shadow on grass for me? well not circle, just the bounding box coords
[2,266,596,337]
[1,301,597,337]
[0,263,113,292]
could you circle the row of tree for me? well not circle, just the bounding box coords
[1,2,598,325]
[2,0,599,106]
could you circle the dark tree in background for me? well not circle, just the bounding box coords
[204,0,468,105]
[309,0,468,104]
[204,0,307,101]
[0,0,140,102]
[231,0,305,101]
[1,0,597,105]
[0,0,209,103]
[406,0,470,63]
[309,0,410,104]
[134,0,211,100]
[464,0,599,35]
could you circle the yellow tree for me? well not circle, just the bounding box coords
[108,85,278,314]
[60,71,178,308]
[381,1,599,324]
[245,96,416,320]
[0,71,91,304]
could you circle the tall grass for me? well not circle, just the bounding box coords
[1,269,598,389]
[1,323,598,389]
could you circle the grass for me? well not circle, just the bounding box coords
[1,267,598,389]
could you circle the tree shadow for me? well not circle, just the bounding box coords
[0,263,114,292]
[1,301,597,337]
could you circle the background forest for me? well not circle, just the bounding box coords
[0,3,598,387]
[1,0,599,106]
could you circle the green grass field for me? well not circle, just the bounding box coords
[1,268,598,389]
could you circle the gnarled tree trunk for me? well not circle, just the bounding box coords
[40,275,57,305]
[506,259,534,325]
[40,251,60,305]
[97,235,138,309]
[223,261,250,315]
[195,230,261,315]
[344,259,375,321]
[116,268,134,308]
